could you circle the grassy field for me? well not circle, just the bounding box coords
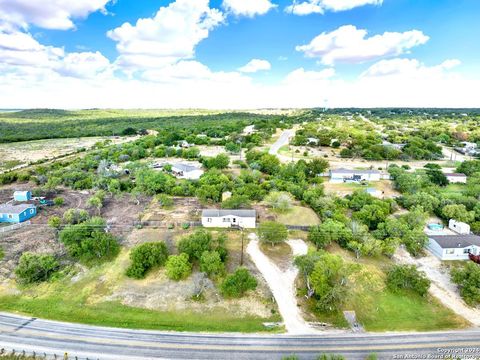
[440,183,467,196]
[301,244,470,332]
[272,206,321,226]
[0,243,280,333]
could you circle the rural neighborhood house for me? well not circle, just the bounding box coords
[427,234,480,260]
[329,168,381,183]
[0,204,37,224]
[201,209,257,229]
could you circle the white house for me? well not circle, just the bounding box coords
[202,209,256,229]
[449,219,471,235]
[329,169,381,183]
[171,163,204,180]
[427,234,480,261]
[445,173,467,184]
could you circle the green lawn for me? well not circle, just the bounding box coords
[0,296,279,333]
[273,206,321,226]
[356,290,469,332]
[440,183,467,196]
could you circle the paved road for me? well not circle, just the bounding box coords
[1,313,480,360]
[269,129,295,155]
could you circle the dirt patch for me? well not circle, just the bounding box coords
[142,197,201,224]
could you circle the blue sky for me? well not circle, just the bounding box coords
[0,0,479,108]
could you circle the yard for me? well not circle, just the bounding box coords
[0,229,280,333]
[296,244,469,332]
[269,205,321,227]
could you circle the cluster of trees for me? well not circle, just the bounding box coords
[390,163,480,234]
[59,217,120,264]
[451,262,480,306]
[307,190,425,258]
[386,265,431,297]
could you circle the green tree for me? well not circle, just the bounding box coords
[387,265,431,296]
[258,221,288,246]
[59,217,119,263]
[165,253,192,280]
[442,204,475,223]
[156,194,174,208]
[457,160,480,176]
[15,253,59,284]
[126,242,169,279]
[200,250,225,277]
[221,268,257,298]
[53,197,64,206]
[308,220,352,248]
[177,230,212,261]
[309,252,349,312]
[63,208,89,225]
[203,154,230,169]
[451,262,480,305]
[264,191,293,212]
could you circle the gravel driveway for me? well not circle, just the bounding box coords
[394,247,480,326]
[247,234,319,334]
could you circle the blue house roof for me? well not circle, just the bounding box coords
[0,204,36,215]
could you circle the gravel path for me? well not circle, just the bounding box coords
[246,234,319,334]
[393,247,480,326]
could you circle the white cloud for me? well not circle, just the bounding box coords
[107,0,224,72]
[0,56,477,109]
[296,25,429,65]
[286,0,382,15]
[238,59,271,73]
[56,51,111,79]
[223,0,276,17]
[284,67,335,83]
[0,0,112,30]
[361,58,461,78]
[0,29,111,79]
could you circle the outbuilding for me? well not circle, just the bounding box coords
[13,191,32,202]
[0,204,37,224]
[202,209,256,229]
[329,168,381,183]
[427,234,480,260]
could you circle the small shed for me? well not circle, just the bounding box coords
[445,173,467,184]
[13,191,32,202]
[449,219,470,235]
[0,204,37,223]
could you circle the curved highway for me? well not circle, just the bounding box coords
[1,313,480,359]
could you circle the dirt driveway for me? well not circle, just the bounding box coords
[247,234,319,334]
[394,247,480,326]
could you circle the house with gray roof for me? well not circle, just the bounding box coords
[427,234,480,260]
[0,203,37,224]
[329,168,381,183]
[201,209,256,229]
[171,163,204,180]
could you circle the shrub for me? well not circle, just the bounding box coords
[199,251,225,277]
[221,268,257,298]
[451,262,480,305]
[156,194,174,208]
[387,265,431,297]
[126,242,169,279]
[264,191,293,212]
[178,230,212,261]
[48,216,62,229]
[15,253,59,284]
[165,253,192,280]
[53,197,65,206]
[0,246,4,261]
[63,208,89,225]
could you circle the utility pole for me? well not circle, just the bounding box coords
[240,227,244,266]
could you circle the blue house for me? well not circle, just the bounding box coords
[0,204,37,223]
[14,191,32,202]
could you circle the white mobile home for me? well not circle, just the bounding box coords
[427,235,480,261]
[202,209,256,229]
[449,219,471,235]
[445,173,467,184]
[329,169,381,183]
[171,163,204,180]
